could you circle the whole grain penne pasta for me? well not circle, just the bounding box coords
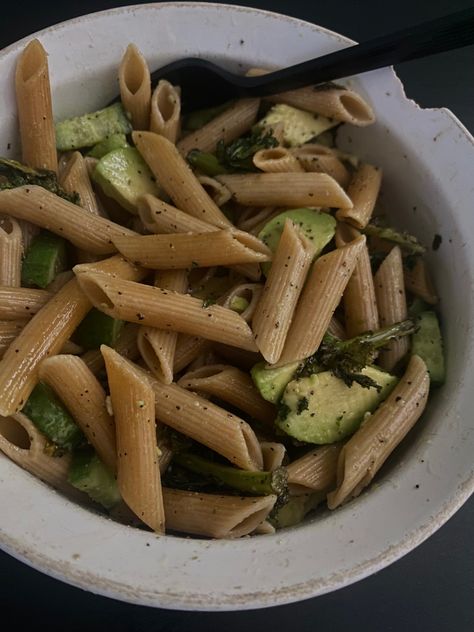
[0,412,72,494]
[17,219,40,252]
[102,347,164,533]
[133,131,231,228]
[60,340,83,355]
[253,220,314,364]
[197,175,232,207]
[327,315,346,339]
[286,444,341,495]
[60,151,104,216]
[178,364,275,426]
[221,282,263,322]
[163,488,276,538]
[0,186,136,255]
[75,270,258,352]
[0,287,51,320]
[216,173,353,208]
[279,235,366,365]
[46,271,75,294]
[268,84,375,126]
[149,80,181,143]
[236,206,280,235]
[336,164,382,229]
[138,269,188,383]
[0,320,27,356]
[336,223,379,336]
[374,246,409,371]
[404,258,438,305]
[291,144,350,188]
[173,334,212,374]
[82,323,140,375]
[0,256,144,416]
[119,43,151,130]
[327,355,429,509]
[15,39,57,172]
[212,343,261,372]
[260,442,286,471]
[177,98,260,155]
[174,347,221,375]
[113,229,271,269]
[252,147,304,173]
[0,217,23,287]
[138,194,216,235]
[145,371,263,470]
[39,355,116,473]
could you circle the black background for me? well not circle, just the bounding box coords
[1,1,474,629]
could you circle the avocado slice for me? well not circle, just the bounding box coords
[55,103,132,151]
[92,147,160,213]
[258,103,338,147]
[258,208,336,275]
[68,447,121,509]
[88,133,130,159]
[412,311,445,385]
[276,367,398,444]
[251,361,301,404]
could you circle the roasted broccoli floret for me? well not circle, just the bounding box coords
[297,319,417,390]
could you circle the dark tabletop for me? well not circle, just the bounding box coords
[1,0,474,629]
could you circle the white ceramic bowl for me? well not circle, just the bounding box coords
[1,2,473,611]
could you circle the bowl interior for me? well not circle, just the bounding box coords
[0,2,473,611]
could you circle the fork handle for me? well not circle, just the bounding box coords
[244,7,474,95]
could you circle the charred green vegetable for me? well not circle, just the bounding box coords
[299,319,417,390]
[363,223,426,255]
[0,158,79,203]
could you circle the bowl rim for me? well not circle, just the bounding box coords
[1,1,474,611]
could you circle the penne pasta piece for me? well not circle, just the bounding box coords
[404,258,438,305]
[149,80,181,143]
[221,282,263,322]
[102,346,164,533]
[112,229,271,269]
[163,488,276,538]
[75,271,258,351]
[0,186,136,255]
[60,151,104,217]
[327,315,346,340]
[253,220,314,364]
[0,412,72,494]
[119,44,151,130]
[15,39,57,172]
[138,269,188,384]
[267,85,375,126]
[374,246,409,371]
[197,175,232,207]
[0,287,51,320]
[179,348,221,375]
[336,223,379,336]
[286,444,341,495]
[279,235,366,365]
[138,194,216,235]
[178,364,275,426]
[216,173,353,208]
[0,217,23,287]
[327,355,429,509]
[252,147,304,173]
[0,320,27,357]
[177,98,260,155]
[46,271,75,294]
[260,442,286,471]
[82,323,140,376]
[291,144,351,188]
[17,219,40,252]
[39,355,116,473]
[173,334,212,374]
[0,256,144,416]
[133,131,231,228]
[212,343,261,372]
[60,340,83,355]
[336,164,382,229]
[236,206,280,235]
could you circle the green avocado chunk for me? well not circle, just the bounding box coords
[87,133,130,159]
[411,311,445,385]
[258,104,338,147]
[276,366,397,444]
[68,447,121,509]
[258,208,336,275]
[92,147,160,213]
[251,361,301,404]
[55,103,132,151]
